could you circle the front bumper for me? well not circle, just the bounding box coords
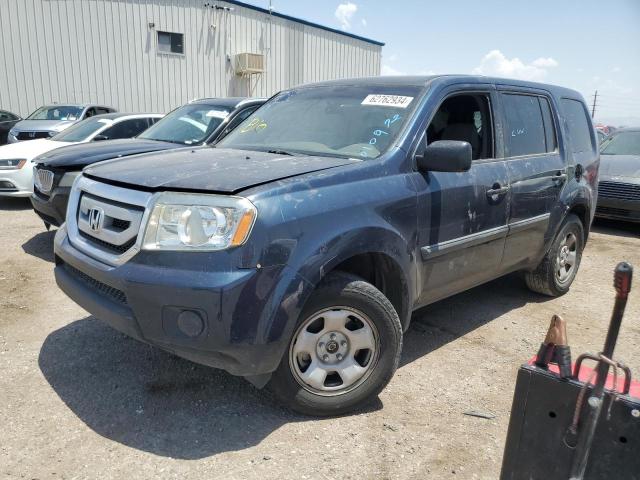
[596,197,640,223]
[53,225,311,377]
[30,186,70,227]
[0,164,34,197]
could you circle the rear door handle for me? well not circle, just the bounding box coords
[552,173,568,183]
[486,185,509,198]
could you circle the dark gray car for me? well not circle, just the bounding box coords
[596,128,640,222]
[31,97,265,227]
[0,110,22,145]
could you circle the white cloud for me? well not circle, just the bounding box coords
[612,66,622,73]
[381,64,404,76]
[531,57,558,68]
[335,2,358,30]
[361,18,367,27]
[472,50,559,81]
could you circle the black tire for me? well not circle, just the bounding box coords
[268,271,402,416]
[525,214,585,296]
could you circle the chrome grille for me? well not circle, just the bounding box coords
[17,131,51,140]
[598,181,640,201]
[34,167,54,193]
[77,193,143,252]
[66,176,153,266]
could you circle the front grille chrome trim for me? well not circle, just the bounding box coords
[34,167,54,193]
[67,176,156,267]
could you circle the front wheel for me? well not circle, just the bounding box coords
[268,272,402,416]
[525,214,585,296]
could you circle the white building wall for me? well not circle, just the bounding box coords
[0,0,383,116]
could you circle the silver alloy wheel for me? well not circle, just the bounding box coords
[289,307,379,396]
[556,232,578,284]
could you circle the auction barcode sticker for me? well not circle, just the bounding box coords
[361,94,414,108]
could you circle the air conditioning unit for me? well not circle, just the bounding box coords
[235,53,265,75]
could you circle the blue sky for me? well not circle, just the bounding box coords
[255,0,640,125]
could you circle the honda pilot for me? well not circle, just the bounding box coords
[53,76,599,415]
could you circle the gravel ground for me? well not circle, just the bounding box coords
[1,196,639,480]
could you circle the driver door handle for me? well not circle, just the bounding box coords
[486,185,510,198]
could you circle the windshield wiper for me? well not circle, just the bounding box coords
[266,149,297,156]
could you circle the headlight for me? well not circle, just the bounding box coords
[58,171,81,187]
[141,193,257,251]
[0,158,27,170]
[8,129,18,137]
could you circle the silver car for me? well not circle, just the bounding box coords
[7,103,116,143]
[596,128,640,223]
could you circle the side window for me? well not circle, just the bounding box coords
[561,99,594,154]
[84,107,97,118]
[0,111,10,121]
[502,94,550,157]
[95,108,111,115]
[426,93,494,160]
[98,119,151,140]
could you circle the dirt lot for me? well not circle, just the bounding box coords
[1,197,639,480]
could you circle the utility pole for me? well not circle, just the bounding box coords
[591,90,598,118]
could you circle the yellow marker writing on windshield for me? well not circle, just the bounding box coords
[240,117,268,133]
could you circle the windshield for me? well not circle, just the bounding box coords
[217,85,422,159]
[138,104,230,145]
[50,117,112,142]
[27,106,84,121]
[601,131,640,156]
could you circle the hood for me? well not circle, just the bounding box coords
[0,138,69,160]
[35,138,180,169]
[599,154,640,181]
[84,147,360,193]
[13,119,75,132]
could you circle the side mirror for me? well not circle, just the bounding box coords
[416,140,472,173]
[93,134,109,142]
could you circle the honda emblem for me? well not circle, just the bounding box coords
[88,207,104,232]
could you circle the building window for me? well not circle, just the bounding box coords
[157,31,184,55]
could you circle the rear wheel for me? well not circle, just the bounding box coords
[525,214,584,296]
[268,272,402,416]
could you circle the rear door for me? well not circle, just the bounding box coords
[413,86,511,306]
[498,89,566,269]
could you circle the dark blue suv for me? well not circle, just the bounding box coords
[53,76,599,415]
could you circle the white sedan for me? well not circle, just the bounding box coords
[0,113,162,197]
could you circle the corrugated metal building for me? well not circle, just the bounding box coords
[0,0,383,116]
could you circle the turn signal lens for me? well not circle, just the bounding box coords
[231,209,256,246]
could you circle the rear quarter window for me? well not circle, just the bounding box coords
[561,99,594,154]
